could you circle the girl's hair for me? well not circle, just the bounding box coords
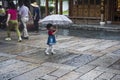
[46,23,53,29]
[8,2,16,9]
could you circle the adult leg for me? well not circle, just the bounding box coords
[21,17,29,38]
[34,20,39,32]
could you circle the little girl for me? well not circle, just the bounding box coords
[45,23,57,55]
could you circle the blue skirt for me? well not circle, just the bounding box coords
[47,35,56,45]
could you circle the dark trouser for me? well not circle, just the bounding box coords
[34,20,39,32]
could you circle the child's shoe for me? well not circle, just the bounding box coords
[45,51,49,55]
[51,49,56,54]
[45,48,50,55]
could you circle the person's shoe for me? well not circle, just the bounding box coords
[51,49,56,54]
[45,51,49,55]
[23,37,29,39]
[5,37,11,41]
[21,36,29,39]
[51,51,56,55]
[18,39,22,42]
[18,37,22,42]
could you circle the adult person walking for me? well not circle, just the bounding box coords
[31,2,41,33]
[19,2,31,39]
[0,5,6,29]
[5,2,22,42]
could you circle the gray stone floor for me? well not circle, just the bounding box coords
[0,29,120,80]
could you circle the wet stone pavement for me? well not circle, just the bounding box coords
[0,29,120,80]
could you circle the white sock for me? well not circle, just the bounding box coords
[51,45,55,53]
[45,47,50,54]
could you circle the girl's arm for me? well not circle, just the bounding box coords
[52,29,57,35]
[6,14,10,26]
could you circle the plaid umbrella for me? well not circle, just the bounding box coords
[39,14,73,25]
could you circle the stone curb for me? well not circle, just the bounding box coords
[58,24,120,32]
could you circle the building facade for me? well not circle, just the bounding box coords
[69,0,120,24]
[0,0,120,24]
[44,0,120,24]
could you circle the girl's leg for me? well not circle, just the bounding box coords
[45,45,50,54]
[14,20,22,41]
[7,25,11,37]
[50,45,56,54]
[5,25,11,40]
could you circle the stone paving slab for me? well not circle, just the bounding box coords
[75,64,97,74]
[0,59,20,68]
[78,70,103,80]
[88,53,120,67]
[111,75,120,80]
[0,52,17,58]
[0,42,14,49]
[95,72,115,80]
[41,62,76,71]
[0,43,36,55]
[0,64,39,80]
[95,67,120,74]
[93,40,119,51]
[63,54,97,67]
[40,75,58,80]
[46,52,79,64]
[0,61,31,75]
[0,56,9,62]
[57,71,82,80]
[109,59,120,70]
[0,30,120,80]
[11,66,57,80]
[50,69,72,78]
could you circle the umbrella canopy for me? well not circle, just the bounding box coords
[39,14,73,25]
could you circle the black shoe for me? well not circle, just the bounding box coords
[21,36,29,39]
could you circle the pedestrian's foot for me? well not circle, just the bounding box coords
[51,50,56,54]
[51,51,56,55]
[5,37,11,41]
[18,39,22,42]
[18,38,22,42]
[45,51,49,55]
[21,36,29,39]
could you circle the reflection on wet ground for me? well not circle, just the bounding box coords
[0,28,120,80]
[57,29,120,40]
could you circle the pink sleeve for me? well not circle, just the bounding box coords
[7,9,11,14]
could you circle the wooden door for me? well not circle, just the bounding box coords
[71,0,101,18]
[114,0,120,22]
